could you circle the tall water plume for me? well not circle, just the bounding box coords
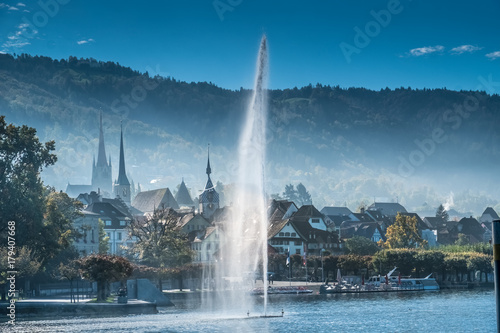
[203,35,269,314]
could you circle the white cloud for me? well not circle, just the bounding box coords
[409,45,445,56]
[450,45,482,54]
[8,5,18,10]
[77,38,95,45]
[486,51,500,60]
[16,2,26,6]
[2,40,30,48]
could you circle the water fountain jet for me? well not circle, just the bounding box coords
[202,35,271,317]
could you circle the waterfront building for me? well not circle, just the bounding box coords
[268,201,339,256]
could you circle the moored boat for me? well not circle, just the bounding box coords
[251,286,313,295]
[320,267,439,294]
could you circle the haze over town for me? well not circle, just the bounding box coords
[1,0,500,215]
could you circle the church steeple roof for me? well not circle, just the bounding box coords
[116,123,130,186]
[175,178,194,206]
[96,112,108,167]
[206,145,211,176]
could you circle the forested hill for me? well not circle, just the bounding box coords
[1,53,499,214]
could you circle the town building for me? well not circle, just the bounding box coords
[132,188,179,215]
[73,200,133,256]
[268,201,339,256]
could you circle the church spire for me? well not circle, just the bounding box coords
[96,111,108,167]
[200,143,219,218]
[206,144,211,177]
[116,122,130,186]
[92,112,112,194]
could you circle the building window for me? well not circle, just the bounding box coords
[296,249,301,255]
[107,232,111,239]
[105,220,111,226]
[120,220,126,226]
[91,230,95,243]
[295,241,302,246]
[291,233,296,237]
[279,232,284,237]
[118,232,122,241]
[285,232,290,237]
[311,218,320,223]
[284,241,289,245]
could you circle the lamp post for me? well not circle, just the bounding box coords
[321,249,325,283]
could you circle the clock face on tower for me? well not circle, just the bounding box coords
[207,191,213,202]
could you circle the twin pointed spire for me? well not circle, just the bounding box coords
[116,121,130,186]
[96,111,109,167]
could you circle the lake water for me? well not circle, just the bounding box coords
[11,290,496,332]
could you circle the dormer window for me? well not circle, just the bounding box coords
[311,218,320,223]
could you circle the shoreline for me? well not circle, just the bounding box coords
[0,299,157,322]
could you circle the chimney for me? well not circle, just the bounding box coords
[360,207,365,214]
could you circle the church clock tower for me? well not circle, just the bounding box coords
[199,146,219,218]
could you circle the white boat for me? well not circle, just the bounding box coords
[320,267,439,294]
[250,286,313,295]
[365,267,440,291]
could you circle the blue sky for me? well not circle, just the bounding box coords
[1,0,499,91]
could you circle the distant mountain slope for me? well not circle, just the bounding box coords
[1,53,499,214]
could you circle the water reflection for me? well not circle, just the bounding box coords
[12,290,495,332]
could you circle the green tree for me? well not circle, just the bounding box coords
[414,250,444,278]
[78,254,133,302]
[41,189,83,259]
[296,183,312,206]
[372,249,417,275]
[98,219,110,254]
[0,246,41,300]
[0,116,57,246]
[455,234,469,246]
[337,254,372,275]
[436,204,449,222]
[57,261,80,303]
[380,213,427,249]
[344,236,380,255]
[282,184,298,203]
[128,207,194,268]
